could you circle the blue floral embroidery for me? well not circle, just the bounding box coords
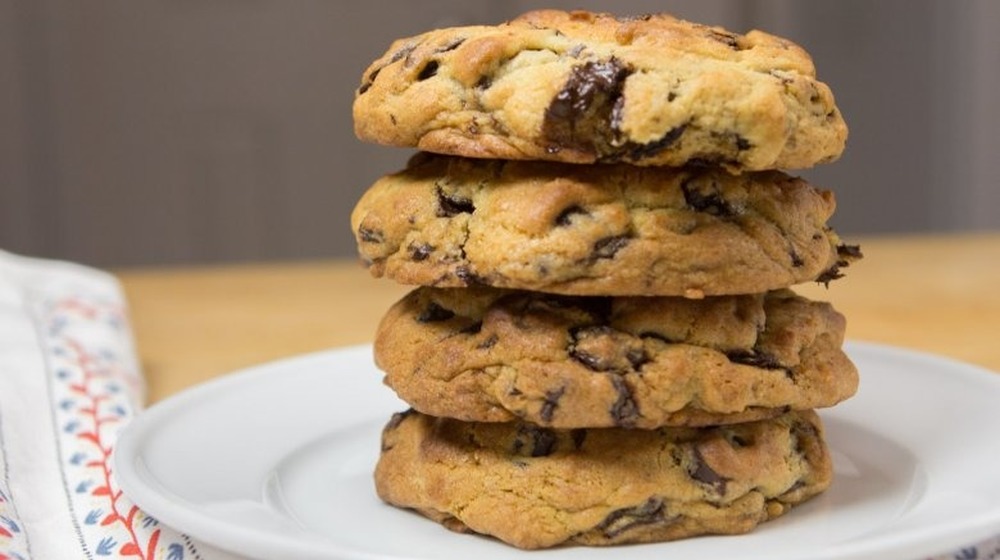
[84,509,103,525]
[167,543,185,560]
[95,535,117,555]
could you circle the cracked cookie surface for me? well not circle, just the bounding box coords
[354,9,847,171]
[375,287,857,428]
[375,409,832,549]
[352,153,856,297]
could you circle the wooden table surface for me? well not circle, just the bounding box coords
[116,232,1000,405]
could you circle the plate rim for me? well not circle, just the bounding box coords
[114,341,1000,560]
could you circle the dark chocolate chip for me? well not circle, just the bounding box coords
[816,244,861,287]
[592,235,630,260]
[609,375,639,427]
[735,135,752,151]
[416,302,455,323]
[513,425,558,457]
[725,349,787,371]
[837,243,863,260]
[475,74,492,90]
[408,242,434,261]
[816,265,844,287]
[435,185,475,217]
[541,58,632,155]
[569,345,606,371]
[690,446,728,494]
[358,226,384,244]
[539,387,566,423]
[358,67,382,95]
[555,205,589,226]
[595,497,668,539]
[417,60,439,81]
[681,177,735,217]
[619,124,687,161]
[666,91,678,102]
[454,265,487,286]
[626,348,650,371]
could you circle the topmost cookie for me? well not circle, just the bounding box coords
[354,10,847,171]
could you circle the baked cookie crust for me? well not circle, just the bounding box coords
[352,153,856,297]
[374,287,858,428]
[375,409,833,549]
[354,10,847,171]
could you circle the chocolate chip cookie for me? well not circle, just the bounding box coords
[374,287,857,428]
[354,10,847,171]
[352,153,856,297]
[375,409,832,549]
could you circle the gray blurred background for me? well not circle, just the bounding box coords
[2,0,998,267]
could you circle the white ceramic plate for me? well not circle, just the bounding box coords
[115,342,1000,560]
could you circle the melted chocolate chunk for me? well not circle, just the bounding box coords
[555,205,589,226]
[817,244,862,287]
[592,235,630,259]
[542,58,632,155]
[568,326,614,371]
[417,60,439,81]
[358,226,384,244]
[690,446,728,494]
[619,124,687,161]
[681,177,734,217]
[838,243,863,260]
[626,347,650,370]
[435,185,475,217]
[454,265,487,286]
[596,497,667,539]
[609,375,639,427]
[513,425,558,457]
[726,349,787,372]
[408,242,434,261]
[416,302,455,323]
[540,387,566,423]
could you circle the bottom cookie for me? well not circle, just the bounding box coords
[375,409,832,549]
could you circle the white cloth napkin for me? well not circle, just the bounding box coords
[1,249,998,560]
[0,251,240,560]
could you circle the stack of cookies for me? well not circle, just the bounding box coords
[350,10,860,549]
